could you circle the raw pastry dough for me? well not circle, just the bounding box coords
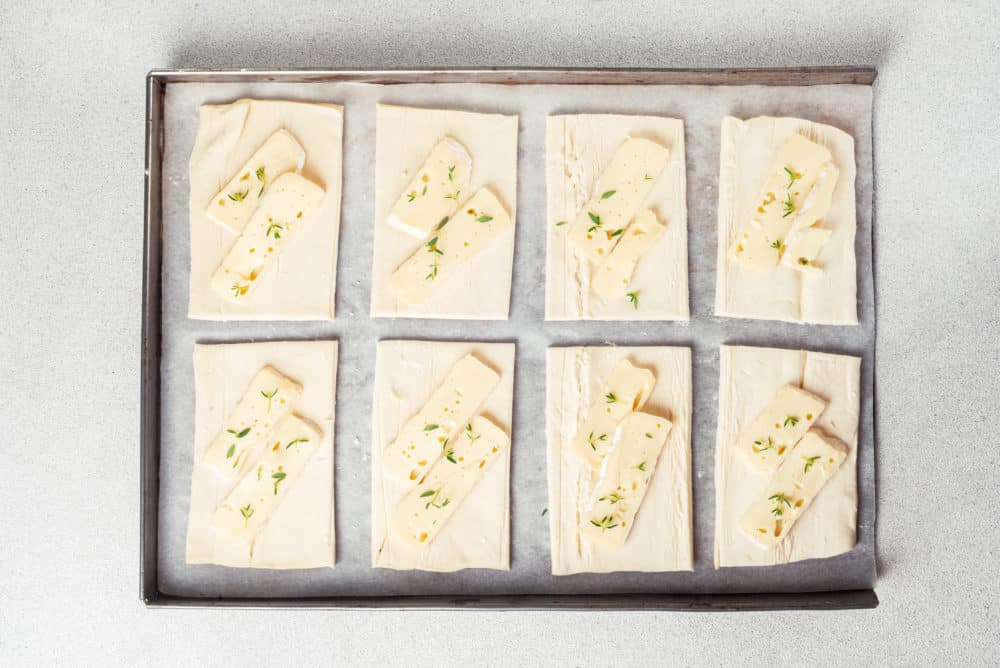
[715,116,857,324]
[185,341,337,569]
[714,345,860,568]
[188,99,343,320]
[546,114,688,321]
[372,340,514,571]
[547,346,692,573]
[371,104,518,320]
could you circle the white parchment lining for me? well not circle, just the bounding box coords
[158,81,874,598]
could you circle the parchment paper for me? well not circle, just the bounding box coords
[158,80,874,598]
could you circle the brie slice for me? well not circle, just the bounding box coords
[740,429,848,549]
[567,137,669,263]
[202,365,303,482]
[389,188,512,305]
[211,173,325,303]
[204,129,306,235]
[580,412,671,549]
[382,354,501,489]
[390,416,509,546]
[387,137,472,239]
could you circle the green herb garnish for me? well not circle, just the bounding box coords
[587,431,608,451]
[227,427,251,438]
[476,215,493,223]
[447,165,455,182]
[465,423,480,443]
[754,437,775,453]
[444,191,460,200]
[769,493,792,517]
[435,216,449,231]
[587,211,602,232]
[782,192,795,218]
[272,471,287,495]
[284,437,309,450]
[226,444,235,459]
[633,461,646,472]
[642,173,653,181]
[555,220,568,227]
[255,166,265,196]
[610,228,625,238]
[784,415,800,428]
[589,515,619,531]
[426,237,444,256]
[228,190,248,202]
[266,222,284,239]
[803,455,821,473]
[605,392,618,404]
[421,489,450,510]
[770,239,782,250]
[784,167,801,189]
[601,190,616,199]
[627,291,639,309]
[426,260,439,280]
[424,423,439,432]
[260,388,279,413]
[541,508,548,516]
[598,492,624,504]
[239,503,254,526]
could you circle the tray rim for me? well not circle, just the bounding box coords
[141,66,878,610]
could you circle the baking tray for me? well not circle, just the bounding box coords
[142,67,878,610]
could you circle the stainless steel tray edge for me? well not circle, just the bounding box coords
[140,67,878,610]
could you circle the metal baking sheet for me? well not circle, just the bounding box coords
[142,68,877,610]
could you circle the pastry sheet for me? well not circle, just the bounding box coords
[158,79,874,598]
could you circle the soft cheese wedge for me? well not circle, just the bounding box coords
[781,222,835,272]
[211,414,322,542]
[580,412,672,549]
[204,129,306,235]
[591,209,666,299]
[387,137,472,238]
[202,366,303,482]
[567,138,669,263]
[571,359,656,469]
[731,134,839,270]
[211,173,325,303]
[740,429,848,549]
[382,354,501,488]
[737,384,826,473]
[389,188,513,305]
[390,416,509,546]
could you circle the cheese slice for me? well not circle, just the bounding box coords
[382,354,501,488]
[731,134,838,269]
[202,365,303,482]
[389,188,512,305]
[571,359,656,469]
[580,412,672,549]
[387,137,472,239]
[204,129,306,235]
[390,416,509,546]
[211,414,322,543]
[567,138,669,263]
[782,227,834,273]
[737,384,826,473]
[211,173,325,303]
[591,209,666,299]
[740,429,848,549]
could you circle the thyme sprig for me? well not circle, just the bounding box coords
[260,388,279,413]
[272,471,287,495]
[803,455,821,473]
[590,515,619,531]
[769,493,792,517]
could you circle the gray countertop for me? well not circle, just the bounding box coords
[1,2,997,666]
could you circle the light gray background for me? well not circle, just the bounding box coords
[1,1,997,666]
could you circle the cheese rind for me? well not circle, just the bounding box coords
[737,384,827,473]
[204,129,306,235]
[389,188,512,305]
[571,359,656,468]
[202,366,303,482]
[382,354,501,489]
[731,134,837,269]
[592,209,666,299]
[211,173,326,303]
[740,429,848,549]
[387,137,472,238]
[211,414,322,542]
[390,416,509,546]
[580,412,671,549]
[567,138,669,263]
